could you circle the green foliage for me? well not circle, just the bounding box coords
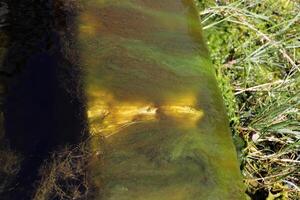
[199,0,300,199]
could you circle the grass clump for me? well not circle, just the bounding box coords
[34,142,95,200]
[199,0,299,199]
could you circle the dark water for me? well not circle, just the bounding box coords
[1,1,87,199]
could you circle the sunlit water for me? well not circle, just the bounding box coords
[76,0,246,199]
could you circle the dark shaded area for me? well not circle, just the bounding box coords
[0,0,87,199]
[247,189,269,200]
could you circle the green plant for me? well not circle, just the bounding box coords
[199,0,300,199]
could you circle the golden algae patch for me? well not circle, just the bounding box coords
[87,88,204,137]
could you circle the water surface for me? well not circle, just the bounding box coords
[76,0,246,199]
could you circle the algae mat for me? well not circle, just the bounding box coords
[77,0,246,199]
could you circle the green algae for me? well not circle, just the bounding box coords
[75,0,246,199]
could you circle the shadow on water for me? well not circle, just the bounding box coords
[1,0,87,199]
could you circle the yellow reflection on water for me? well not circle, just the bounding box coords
[88,89,204,137]
[79,12,101,37]
[160,105,203,123]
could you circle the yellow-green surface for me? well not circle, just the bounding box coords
[76,0,246,199]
